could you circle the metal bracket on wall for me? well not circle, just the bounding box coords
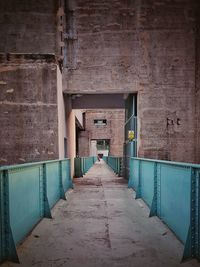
[182,226,192,262]
[1,171,19,263]
[128,158,134,189]
[182,168,200,262]
[149,163,158,217]
[42,165,52,219]
[135,161,141,199]
[128,179,134,189]
[135,189,141,199]
[59,162,67,201]
[149,195,157,217]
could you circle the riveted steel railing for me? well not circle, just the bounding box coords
[128,157,200,262]
[103,156,123,176]
[0,158,72,264]
[74,156,97,178]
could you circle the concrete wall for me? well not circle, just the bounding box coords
[78,110,125,157]
[0,0,57,54]
[78,130,90,157]
[63,0,200,163]
[0,55,59,165]
[0,0,69,165]
[0,0,199,165]
[74,109,84,128]
[196,14,200,163]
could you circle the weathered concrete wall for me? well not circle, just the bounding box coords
[78,110,124,157]
[0,0,68,165]
[196,11,200,163]
[78,130,90,157]
[57,66,67,159]
[63,0,199,163]
[0,0,199,164]
[137,29,196,162]
[0,0,57,54]
[0,55,59,165]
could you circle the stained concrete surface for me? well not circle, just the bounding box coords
[2,160,200,267]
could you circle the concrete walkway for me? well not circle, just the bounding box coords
[3,160,199,267]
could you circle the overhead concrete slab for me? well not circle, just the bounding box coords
[70,94,125,109]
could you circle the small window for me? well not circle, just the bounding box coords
[94,119,107,126]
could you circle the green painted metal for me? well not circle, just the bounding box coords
[123,94,137,179]
[74,156,96,178]
[128,157,200,261]
[103,156,122,176]
[74,157,83,178]
[102,156,108,163]
[0,159,72,264]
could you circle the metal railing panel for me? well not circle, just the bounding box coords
[46,162,60,209]
[8,166,42,245]
[140,161,155,207]
[61,160,72,192]
[159,164,191,244]
[128,157,200,261]
[0,158,72,264]
[84,157,94,173]
[104,156,123,176]
[131,158,139,190]
[74,156,95,178]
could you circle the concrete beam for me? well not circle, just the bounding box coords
[70,94,125,109]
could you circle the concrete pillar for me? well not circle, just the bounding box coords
[65,96,76,177]
[57,66,67,159]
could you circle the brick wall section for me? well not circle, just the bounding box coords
[78,110,125,157]
[0,0,58,54]
[63,0,200,163]
[0,55,59,165]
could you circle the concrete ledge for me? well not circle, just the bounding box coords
[0,53,56,64]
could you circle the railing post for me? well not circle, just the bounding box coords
[135,160,141,199]
[42,164,52,219]
[149,162,158,217]
[117,158,120,175]
[128,158,134,188]
[59,161,66,201]
[0,170,19,263]
[68,160,73,189]
[182,167,199,261]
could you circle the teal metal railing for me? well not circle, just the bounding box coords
[74,156,96,178]
[0,159,72,264]
[128,157,200,261]
[103,156,122,176]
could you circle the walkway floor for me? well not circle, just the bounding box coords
[3,160,200,267]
